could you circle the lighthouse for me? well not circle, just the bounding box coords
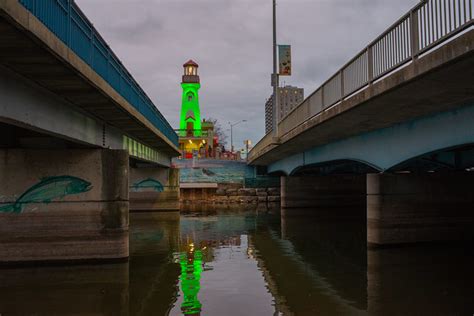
[180,60,201,136]
[178,60,217,159]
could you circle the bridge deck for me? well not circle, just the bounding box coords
[250,29,474,165]
[250,0,473,166]
[0,0,179,155]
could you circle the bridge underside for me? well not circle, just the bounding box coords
[276,103,474,247]
[0,5,177,155]
[252,30,474,167]
[255,29,474,248]
[0,5,181,263]
[269,102,474,175]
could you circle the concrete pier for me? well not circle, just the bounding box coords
[281,175,366,218]
[367,173,474,246]
[129,166,180,216]
[0,149,129,263]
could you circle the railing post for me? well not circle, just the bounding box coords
[340,70,344,101]
[410,9,420,60]
[67,0,71,46]
[321,85,325,108]
[367,46,373,85]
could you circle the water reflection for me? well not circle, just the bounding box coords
[167,210,277,316]
[367,245,474,316]
[178,246,203,315]
[254,213,368,315]
[129,213,180,316]
[0,206,473,315]
[0,262,129,315]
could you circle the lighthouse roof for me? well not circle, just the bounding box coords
[183,59,199,67]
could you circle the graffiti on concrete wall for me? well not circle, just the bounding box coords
[131,178,164,192]
[174,159,255,183]
[0,176,92,214]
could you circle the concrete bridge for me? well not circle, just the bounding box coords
[0,0,180,263]
[250,0,474,246]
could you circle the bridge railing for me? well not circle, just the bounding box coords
[174,129,215,138]
[18,0,179,147]
[327,0,472,109]
[251,0,473,162]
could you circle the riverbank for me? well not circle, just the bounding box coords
[180,183,281,205]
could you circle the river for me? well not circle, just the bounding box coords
[0,205,473,315]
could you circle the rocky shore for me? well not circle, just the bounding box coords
[180,184,281,205]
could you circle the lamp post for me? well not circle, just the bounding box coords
[272,0,279,138]
[229,120,247,153]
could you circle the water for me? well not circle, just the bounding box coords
[0,206,473,315]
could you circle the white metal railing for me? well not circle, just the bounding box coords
[250,0,473,162]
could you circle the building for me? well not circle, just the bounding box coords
[177,60,218,159]
[264,85,304,134]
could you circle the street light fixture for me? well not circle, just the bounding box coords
[229,120,247,153]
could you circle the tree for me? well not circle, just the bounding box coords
[203,117,228,147]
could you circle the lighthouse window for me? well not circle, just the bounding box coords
[187,93,193,101]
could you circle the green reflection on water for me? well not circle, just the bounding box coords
[179,248,203,315]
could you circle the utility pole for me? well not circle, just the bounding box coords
[272,0,279,138]
[229,120,247,153]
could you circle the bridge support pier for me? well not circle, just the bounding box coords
[0,149,129,264]
[281,175,366,218]
[367,173,474,247]
[129,166,179,219]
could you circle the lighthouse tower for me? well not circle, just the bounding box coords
[180,60,201,136]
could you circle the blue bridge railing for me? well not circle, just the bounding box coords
[18,0,179,147]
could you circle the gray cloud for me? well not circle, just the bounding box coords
[77,0,417,150]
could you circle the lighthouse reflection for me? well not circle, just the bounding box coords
[178,242,204,316]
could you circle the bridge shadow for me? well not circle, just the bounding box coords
[251,212,368,315]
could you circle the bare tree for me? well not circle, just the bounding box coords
[203,117,228,147]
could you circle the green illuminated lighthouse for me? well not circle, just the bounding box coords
[180,60,201,135]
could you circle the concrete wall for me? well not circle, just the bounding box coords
[129,166,179,214]
[175,159,255,184]
[281,175,366,218]
[0,149,129,263]
[367,173,474,246]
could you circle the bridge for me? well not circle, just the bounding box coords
[0,0,180,263]
[249,0,474,246]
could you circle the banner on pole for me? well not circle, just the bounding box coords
[278,45,292,76]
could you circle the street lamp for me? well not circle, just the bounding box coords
[229,120,247,153]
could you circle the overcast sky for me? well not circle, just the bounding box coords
[76,0,417,150]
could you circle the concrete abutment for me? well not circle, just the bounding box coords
[129,166,180,219]
[0,149,129,263]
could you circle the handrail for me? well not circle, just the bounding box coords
[18,0,179,146]
[252,0,473,162]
